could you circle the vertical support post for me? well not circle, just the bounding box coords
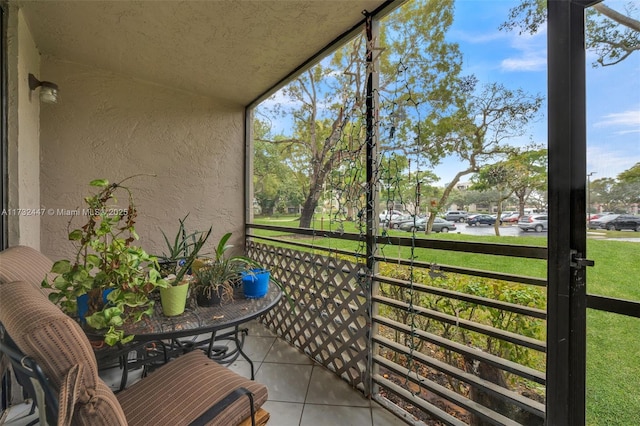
[547,0,594,423]
[0,4,7,250]
[364,11,380,398]
[244,107,254,250]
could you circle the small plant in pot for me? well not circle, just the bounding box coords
[191,232,258,306]
[42,176,167,346]
[192,261,236,306]
[157,213,202,277]
[159,226,212,316]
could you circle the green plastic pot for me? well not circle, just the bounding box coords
[160,283,189,316]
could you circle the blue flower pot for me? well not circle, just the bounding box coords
[77,288,113,323]
[242,269,270,299]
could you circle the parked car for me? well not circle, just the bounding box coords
[388,214,415,229]
[518,214,548,232]
[444,211,468,222]
[503,213,520,223]
[588,214,620,230]
[399,217,457,233]
[467,214,500,226]
[588,212,614,221]
[379,209,402,223]
[591,214,640,231]
[500,211,516,220]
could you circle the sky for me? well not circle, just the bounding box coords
[257,0,640,186]
[440,0,640,185]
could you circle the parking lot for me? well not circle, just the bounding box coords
[455,222,545,237]
[389,222,547,237]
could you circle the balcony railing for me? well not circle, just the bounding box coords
[246,225,548,425]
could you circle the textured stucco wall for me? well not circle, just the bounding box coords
[6,8,41,249]
[39,59,246,261]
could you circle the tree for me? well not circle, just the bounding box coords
[590,177,621,211]
[257,0,465,229]
[617,162,640,205]
[253,120,303,215]
[507,148,548,216]
[472,148,547,236]
[501,0,640,66]
[614,163,640,210]
[422,83,543,234]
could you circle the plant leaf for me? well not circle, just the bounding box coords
[51,259,72,274]
[68,229,84,241]
[89,179,109,187]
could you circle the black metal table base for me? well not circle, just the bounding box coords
[97,325,255,390]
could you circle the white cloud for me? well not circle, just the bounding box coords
[499,24,547,72]
[500,55,546,72]
[587,145,639,178]
[594,109,640,128]
[451,29,508,44]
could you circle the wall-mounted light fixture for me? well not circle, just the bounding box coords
[28,73,59,104]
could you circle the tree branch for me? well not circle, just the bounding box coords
[593,3,640,33]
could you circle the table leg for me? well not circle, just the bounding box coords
[202,326,255,380]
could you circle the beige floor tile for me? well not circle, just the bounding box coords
[226,359,257,379]
[254,363,313,403]
[305,366,370,407]
[261,401,304,426]
[264,338,314,365]
[372,407,412,425]
[245,319,276,337]
[300,404,372,426]
[241,335,276,362]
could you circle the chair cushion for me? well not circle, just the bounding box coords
[0,281,128,425]
[117,350,268,426]
[0,245,54,296]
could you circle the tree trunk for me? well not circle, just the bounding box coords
[426,169,473,234]
[467,361,510,426]
[494,204,502,237]
[299,192,320,228]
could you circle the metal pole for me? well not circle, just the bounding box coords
[547,1,599,423]
[364,11,380,399]
[587,171,596,214]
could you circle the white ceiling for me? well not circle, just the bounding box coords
[19,0,392,106]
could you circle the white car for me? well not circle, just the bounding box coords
[379,209,402,223]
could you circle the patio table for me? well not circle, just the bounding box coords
[89,283,282,390]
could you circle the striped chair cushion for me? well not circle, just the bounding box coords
[0,281,128,425]
[117,349,268,426]
[0,245,55,296]
[1,281,269,425]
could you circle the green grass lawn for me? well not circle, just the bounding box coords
[251,216,640,425]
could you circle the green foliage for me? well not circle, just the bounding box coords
[471,147,548,229]
[253,126,304,215]
[501,0,640,67]
[42,176,167,346]
[159,213,201,263]
[377,262,546,375]
[591,163,640,210]
[172,227,212,285]
[256,0,466,228]
[192,232,259,300]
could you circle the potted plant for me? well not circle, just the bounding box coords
[191,232,257,306]
[157,213,202,277]
[192,261,236,306]
[159,226,211,316]
[42,176,168,346]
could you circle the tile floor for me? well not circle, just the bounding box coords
[3,320,410,426]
